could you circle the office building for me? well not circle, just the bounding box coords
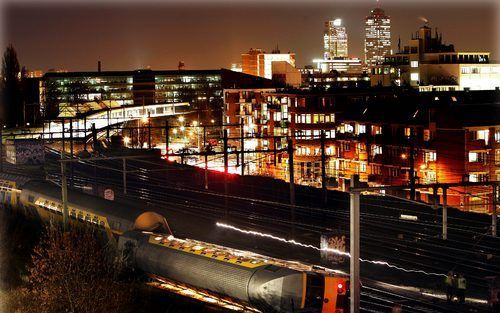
[364,7,391,67]
[324,19,348,59]
[241,48,296,80]
[40,68,273,123]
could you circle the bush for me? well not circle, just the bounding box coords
[21,226,135,313]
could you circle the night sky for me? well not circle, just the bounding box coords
[2,0,498,72]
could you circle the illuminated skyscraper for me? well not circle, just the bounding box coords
[364,7,391,66]
[323,19,348,59]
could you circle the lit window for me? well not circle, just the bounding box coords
[410,61,419,68]
[372,125,382,135]
[410,73,419,81]
[359,162,367,173]
[358,124,366,134]
[372,145,383,156]
[469,172,487,182]
[469,152,478,163]
[495,129,500,143]
[404,127,412,137]
[475,130,490,145]
[426,151,436,162]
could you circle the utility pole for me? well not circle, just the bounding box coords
[273,136,277,167]
[69,118,74,188]
[204,151,209,190]
[288,138,295,206]
[240,118,245,176]
[122,158,127,195]
[60,161,69,231]
[350,174,360,313]
[223,129,229,174]
[0,126,3,173]
[106,109,110,140]
[442,187,448,240]
[83,116,87,151]
[165,121,169,158]
[61,118,65,159]
[493,183,498,237]
[321,130,327,206]
[91,123,98,196]
[91,123,97,153]
[223,129,229,217]
[409,128,416,200]
[148,112,151,149]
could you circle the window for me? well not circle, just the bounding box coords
[371,165,382,175]
[473,129,490,145]
[357,124,366,134]
[461,67,471,74]
[496,149,500,165]
[372,145,383,156]
[425,151,437,162]
[372,125,382,135]
[390,167,399,177]
[359,162,367,173]
[410,61,419,68]
[495,129,500,143]
[469,151,487,163]
[404,127,412,137]
[469,172,488,182]
[410,73,419,81]
[343,143,350,151]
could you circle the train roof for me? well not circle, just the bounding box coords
[139,232,348,276]
[22,180,147,221]
[0,173,33,188]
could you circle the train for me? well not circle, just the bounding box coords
[0,173,349,313]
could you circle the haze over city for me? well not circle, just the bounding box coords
[3,0,498,71]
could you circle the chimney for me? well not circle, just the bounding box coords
[178,61,185,71]
[98,61,101,73]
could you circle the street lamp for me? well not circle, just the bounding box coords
[178,116,185,123]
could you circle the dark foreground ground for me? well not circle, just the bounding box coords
[0,209,228,313]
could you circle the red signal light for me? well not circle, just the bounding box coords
[337,282,345,294]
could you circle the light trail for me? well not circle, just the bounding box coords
[216,222,447,277]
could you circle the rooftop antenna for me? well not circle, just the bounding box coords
[398,36,401,53]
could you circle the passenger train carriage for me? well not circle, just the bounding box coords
[0,174,349,313]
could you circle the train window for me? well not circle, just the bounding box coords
[304,274,324,309]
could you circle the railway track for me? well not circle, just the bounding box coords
[37,151,497,310]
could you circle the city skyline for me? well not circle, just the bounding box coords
[2,1,498,72]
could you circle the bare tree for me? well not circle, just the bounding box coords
[21,226,135,313]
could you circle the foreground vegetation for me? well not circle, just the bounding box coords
[0,209,222,313]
